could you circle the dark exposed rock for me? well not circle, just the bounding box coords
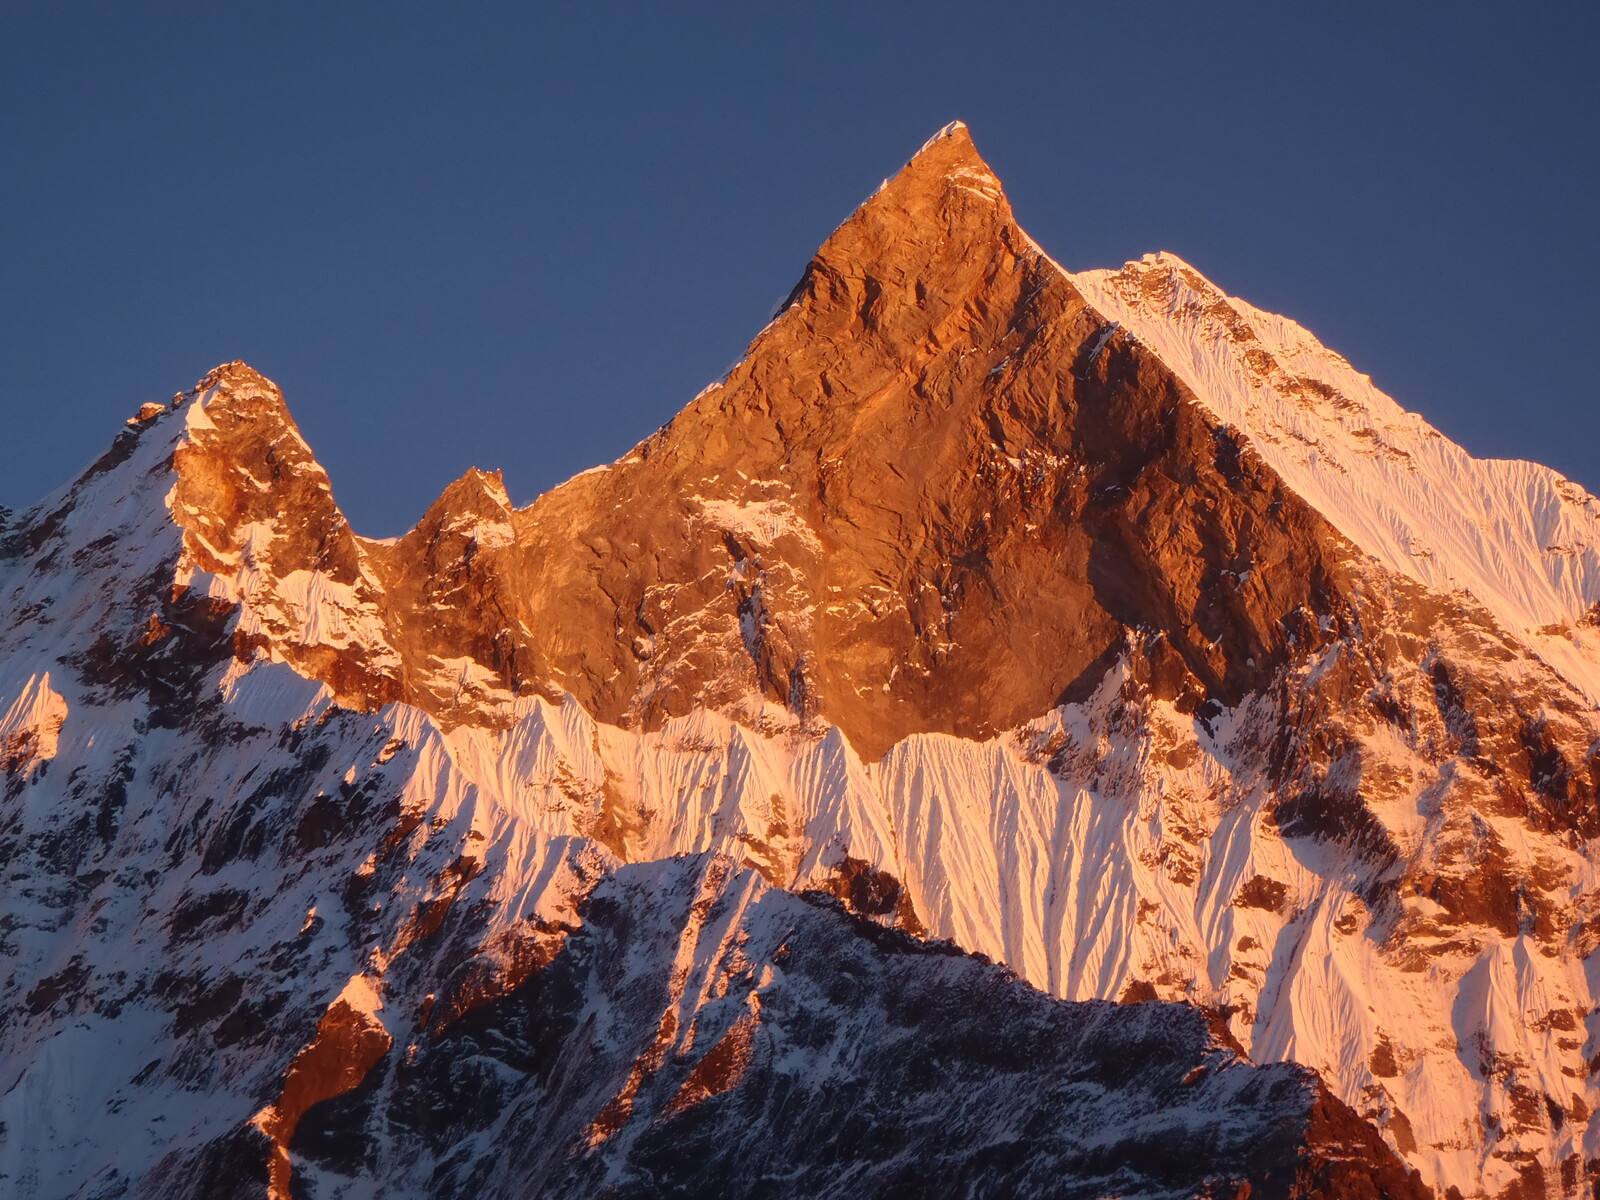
[283,856,1427,1200]
[811,854,927,936]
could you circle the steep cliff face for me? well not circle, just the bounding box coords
[2,123,1599,1198]
[354,125,1371,761]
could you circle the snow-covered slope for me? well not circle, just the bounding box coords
[0,565,1419,1199]
[3,123,1598,1199]
[1072,251,1600,702]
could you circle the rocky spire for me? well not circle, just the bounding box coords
[775,119,1024,354]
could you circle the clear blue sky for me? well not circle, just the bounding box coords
[3,3,1595,535]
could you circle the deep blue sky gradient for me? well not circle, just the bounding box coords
[3,4,1595,534]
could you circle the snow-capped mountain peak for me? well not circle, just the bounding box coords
[4,125,1599,1199]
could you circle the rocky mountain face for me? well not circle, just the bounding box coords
[2,122,1598,1198]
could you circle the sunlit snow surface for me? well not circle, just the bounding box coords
[1072,251,1600,703]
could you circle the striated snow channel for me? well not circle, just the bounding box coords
[363,665,1596,1199]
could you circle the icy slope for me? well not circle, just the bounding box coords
[0,646,1421,1198]
[415,628,1598,1199]
[1071,252,1600,701]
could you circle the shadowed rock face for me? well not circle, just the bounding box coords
[281,855,1427,1200]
